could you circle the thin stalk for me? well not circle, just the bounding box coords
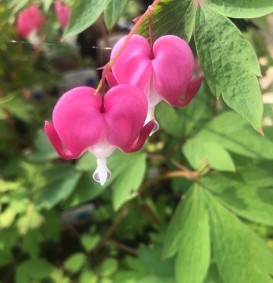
[96,0,162,109]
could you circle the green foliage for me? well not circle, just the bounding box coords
[195,6,262,130]
[65,0,108,37]
[2,1,273,283]
[104,0,130,30]
[138,0,195,42]
[204,0,273,18]
[163,186,210,283]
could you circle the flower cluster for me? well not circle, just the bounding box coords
[45,34,202,185]
[16,2,70,44]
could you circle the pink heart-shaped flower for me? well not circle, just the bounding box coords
[17,5,44,38]
[111,35,202,125]
[45,85,154,185]
[54,1,71,29]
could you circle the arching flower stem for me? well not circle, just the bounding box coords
[96,0,162,110]
[148,6,155,59]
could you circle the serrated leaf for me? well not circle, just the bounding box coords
[108,151,146,211]
[195,7,262,130]
[201,173,273,226]
[138,0,195,42]
[163,185,210,283]
[195,111,273,159]
[183,139,235,172]
[104,0,129,30]
[203,0,273,18]
[64,253,86,273]
[64,0,107,38]
[205,191,273,283]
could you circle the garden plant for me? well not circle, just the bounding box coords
[1,0,273,282]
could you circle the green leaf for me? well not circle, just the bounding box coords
[201,173,273,226]
[203,264,223,283]
[139,244,174,278]
[64,0,107,38]
[64,253,86,273]
[104,0,129,30]
[80,269,98,283]
[108,151,146,211]
[16,259,54,283]
[17,204,44,234]
[204,0,273,18]
[138,0,195,42]
[163,185,210,283]
[22,231,42,258]
[29,129,58,162]
[195,111,273,159]
[42,0,53,11]
[3,95,34,122]
[183,139,235,172]
[37,166,81,209]
[138,275,175,283]
[194,7,262,130]
[0,207,16,228]
[100,258,118,276]
[80,234,100,252]
[205,191,273,283]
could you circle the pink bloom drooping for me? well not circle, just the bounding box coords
[54,1,71,29]
[111,35,202,125]
[17,5,44,42]
[45,85,154,185]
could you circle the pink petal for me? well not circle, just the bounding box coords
[44,121,80,159]
[17,5,44,38]
[125,120,155,152]
[51,87,104,157]
[104,84,148,151]
[174,76,202,106]
[55,1,71,29]
[152,35,194,105]
[111,35,153,91]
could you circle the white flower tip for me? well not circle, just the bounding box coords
[145,107,159,136]
[93,158,111,186]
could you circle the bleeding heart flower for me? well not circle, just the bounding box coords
[17,5,44,45]
[110,35,202,126]
[54,1,71,29]
[45,85,154,185]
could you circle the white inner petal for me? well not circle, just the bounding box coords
[89,139,115,186]
[93,158,111,186]
[27,30,40,46]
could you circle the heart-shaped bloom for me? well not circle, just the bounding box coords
[111,35,202,125]
[17,5,44,43]
[45,85,154,185]
[54,1,71,29]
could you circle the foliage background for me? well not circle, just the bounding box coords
[1,0,273,282]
